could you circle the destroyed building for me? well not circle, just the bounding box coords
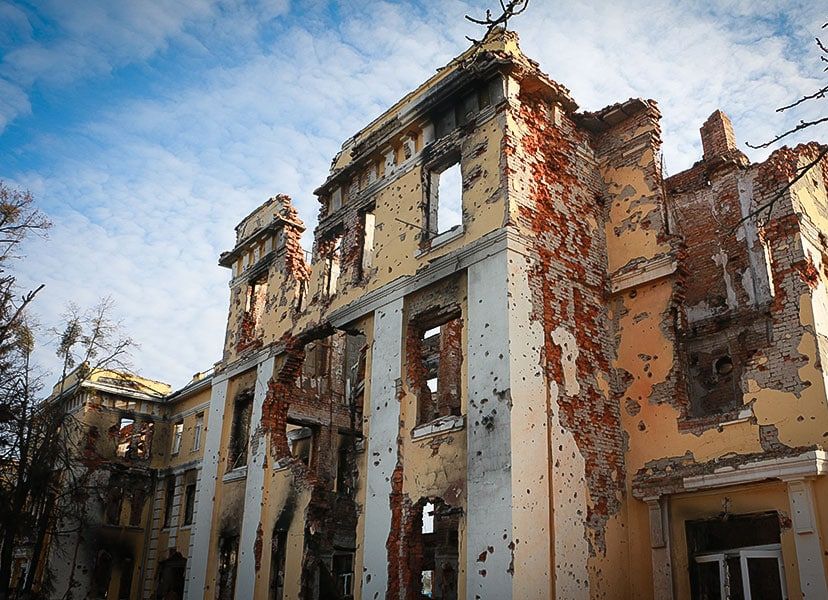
[19,29,828,600]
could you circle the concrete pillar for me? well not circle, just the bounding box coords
[466,252,515,599]
[645,496,674,600]
[235,356,276,599]
[786,478,828,598]
[361,297,404,600]
[185,377,229,600]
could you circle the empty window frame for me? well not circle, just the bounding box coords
[128,487,145,526]
[162,476,176,528]
[359,211,375,280]
[192,412,204,452]
[183,483,196,526]
[426,160,463,238]
[241,274,268,344]
[92,551,113,598]
[171,421,183,455]
[687,512,787,600]
[286,424,313,466]
[228,392,253,470]
[118,557,134,600]
[416,498,460,600]
[217,535,239,600]
[332,553,355,600]
[269,529,288,600]
[323,234,343,296]
[105,485,124,525]
[116,418,153,459]
[413,315,463,425]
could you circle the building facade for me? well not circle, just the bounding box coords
[27,29,828,600]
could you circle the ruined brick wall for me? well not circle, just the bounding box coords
[507,88,624,566]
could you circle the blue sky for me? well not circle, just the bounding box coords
[1,0,826,388]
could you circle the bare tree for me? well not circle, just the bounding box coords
[0,299,135,600]
[738,20,828,226]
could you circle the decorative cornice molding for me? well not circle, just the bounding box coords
[682,450,828,492]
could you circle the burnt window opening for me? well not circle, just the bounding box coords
[426,159,463,239]
[335,438,355,497]
[686,346,743,418]
[128,487,146,526]
[183,483,196,526]
[415,498,460,600]
[332,552,355,600]
[162,476,176,528]
[687,512,786,600]
[358,210,375,281]
[344,333,367,408]
[116,417,153,460]
[92,550,113,598]
[105,485,124,525]
[118,557,134,600]
[412,315,463,425]
[269,529,288,600]
[286,424,314,466]
[217,535,239,600]
[228,391,253,470]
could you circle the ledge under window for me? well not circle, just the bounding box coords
[412,414,465,441]
[417,225,464,257]
[222,466,247,483]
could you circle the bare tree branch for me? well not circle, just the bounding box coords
[464,0,530,46]
[746,116,828,149]
[776,84,828,112]
[734,145,828,229]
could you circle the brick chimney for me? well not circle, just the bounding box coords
[700,110,738,161]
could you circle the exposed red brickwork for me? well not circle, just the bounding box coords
[700,110,738,161]
[514,91,624,554]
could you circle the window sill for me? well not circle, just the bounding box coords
[417,225,464,257]
[412,415,465,441]
[716,407,754,428]
[222,466,247,482]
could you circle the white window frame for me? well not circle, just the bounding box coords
[693,544,787,600]
[171,421,183,455]
[192,413,203,452]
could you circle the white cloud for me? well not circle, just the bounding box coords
[5,0,828,389]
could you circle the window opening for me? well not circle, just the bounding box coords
[118,557,134,600]
[128,487,145,526]
[163,476,176,528]
[228,392,253,470]
[193,413,204,451]
[287,424,313,466]
[171,421,183,455]
[269,529,287,600]
[217,535,239,600]
[414,315,463,425]
[183,483,196,526]
[324,235,343,296]
[427,162,462,237]
[333,553,355,600]
[360,211,375,279]
[687,512,787,600]
[416,498,459,600]
[105,485,124,525]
